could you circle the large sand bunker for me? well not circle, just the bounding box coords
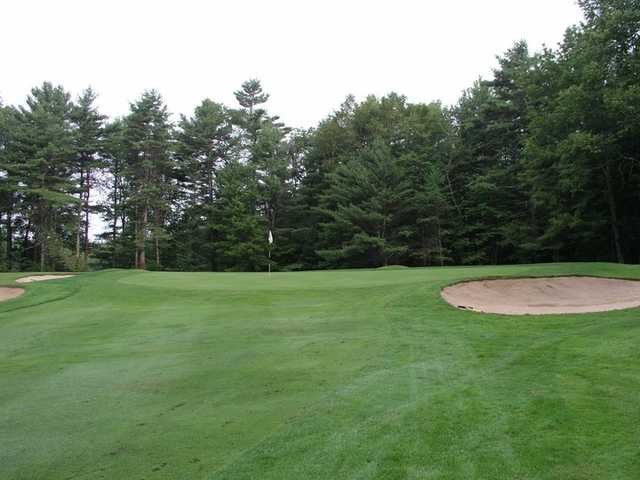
[0,287,25,302]
[441,276,640,315]
[16,275,76,284]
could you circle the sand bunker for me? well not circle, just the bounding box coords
[0,287,25,302]
[441,276,640,315]
[16,275,76,284]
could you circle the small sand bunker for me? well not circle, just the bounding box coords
[0,287,25,302]
[441,276,640,315]
[16,275,76,284]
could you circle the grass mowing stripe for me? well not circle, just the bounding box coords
[1,263,639,479]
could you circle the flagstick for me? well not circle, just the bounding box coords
[267,229,273,277]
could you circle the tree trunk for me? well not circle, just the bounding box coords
[5,201,13,270]
[75,224,81,264]
[112,215,118,268]
[135,205,148,270]
[84,169,91,265]
[22,218,31,254]
[437,219,444,267]
[40,232,46,272]
[154,208,162,268]
[112,160,120,268]
[112,195,118,268]
[208,158,214,204]
[421,228,427,267]
[155,236,160,268]
[138,241,146,270]
[76,169,84,263]
[604,163,624,263]
[38,202,47,271]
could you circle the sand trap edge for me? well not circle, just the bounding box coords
[0,287,25,302]
[16,274,77,284]
[440,275,640,316]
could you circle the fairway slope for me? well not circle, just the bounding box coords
[2,263,640,479]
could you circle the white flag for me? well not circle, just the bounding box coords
[268,230,274,245]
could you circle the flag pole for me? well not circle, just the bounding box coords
[268,229,273,276]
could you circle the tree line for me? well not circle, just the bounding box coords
[0,0,638,272]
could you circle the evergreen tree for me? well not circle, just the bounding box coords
[292,96,359,268]
[95,118,130,268]
[0,103,12,270]
[71,87,106,268]
[318,140,412,267]
[451,42,534,264]
[172,99,234,270]
[252,119,291,266]
[401,103,456,266]
[3,2,639,272]
[209,160,266,271]
[524,0,640,262]
[176,99,234,205]
[12,83,78,270]
[234,79,270,145]
[122,91,174,269]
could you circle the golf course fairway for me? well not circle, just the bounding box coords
[1,263,639,479]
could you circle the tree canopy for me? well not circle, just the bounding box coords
[1,1,638,272]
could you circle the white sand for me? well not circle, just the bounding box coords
[16,275,76,284]
[0,287,25,302]
[441,276,640,315]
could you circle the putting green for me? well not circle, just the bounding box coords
[1,263,639,479]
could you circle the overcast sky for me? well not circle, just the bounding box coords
[2,0,583,128]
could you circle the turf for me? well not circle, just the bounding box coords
[1,263,639,479]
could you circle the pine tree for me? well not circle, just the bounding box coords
[0,103,14,270]
[234,79,270,145]
[401,103,456,266]
[12,83,78,271]
[318,140,411,267]
[209,160,266,271]
[524,0,640,262]
[123,91,174,269]
[0,102,11,270]
[252,120,290,262]
[234,79,269,116]
[71,87,106,268]
[97,119,129,267]
[292,96,359,268]
[176,99,234,205]
[173,99,234,270]
[451,43,534,264]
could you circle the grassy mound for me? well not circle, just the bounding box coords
[1,262,639,479]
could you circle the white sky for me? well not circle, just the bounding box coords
[1,0,583,128]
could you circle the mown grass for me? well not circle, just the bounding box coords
[1,263,639,479]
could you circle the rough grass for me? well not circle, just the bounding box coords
[1,263,639,479]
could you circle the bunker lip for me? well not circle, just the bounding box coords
[441,276,640,315]
[0,287,25,302]
[16,274,76,284]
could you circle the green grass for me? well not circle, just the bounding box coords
[1,263,639,479]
